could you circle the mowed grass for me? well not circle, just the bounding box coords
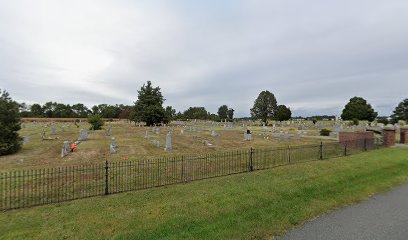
[1,121,327,171]
[1,148,407,240]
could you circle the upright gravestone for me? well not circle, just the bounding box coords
[211,130,218,137]
[244,133,252,141]
[22,136,29,145]
[61,141,70,158]
[155,128,160,135]
[78,129,88,141]
[165,132,172,151]
[110,137,117,154]
[51,127,56,135]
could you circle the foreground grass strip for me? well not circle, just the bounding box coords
[0,148,408,240]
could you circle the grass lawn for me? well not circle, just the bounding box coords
[1,121,329,171]
[1,148,407,239]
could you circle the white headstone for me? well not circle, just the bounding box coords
[165,132,172,151]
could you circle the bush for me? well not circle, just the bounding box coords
[320,128,331,136]
[88,114,104,130]
[352,118,359,126]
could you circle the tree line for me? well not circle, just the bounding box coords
[1,82,408,156]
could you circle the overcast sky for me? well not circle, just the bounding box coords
[1,0,407,117]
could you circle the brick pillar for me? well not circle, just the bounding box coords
[383,128,396,147]
[400,126,408,144]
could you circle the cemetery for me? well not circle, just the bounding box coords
[1,118,402,172]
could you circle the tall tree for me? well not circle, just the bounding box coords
[30,103,44,117]
[227,108,234,121]
[250,90,277,124]
[217,105,228,121]
[183,107,209,120]
[275,105,291,121]
[132,81,165,126]
[0,90,21,155]
[341,97,377,122]
[164,106,176,123]
[391,98,408,123]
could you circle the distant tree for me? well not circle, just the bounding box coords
[87,114,104,130]
[163,106,176,123]
[0,90,21,155]
[132,81,166,126]
[72,103,90,118]
[250,90,277,124]
[227,108,234,121]
[30,104,44,117]
[376,117,389,125]
[341,97,377,122]
[391,98,408,123]
[91,105,100,115]
[183,107,209,120]
[217,105,228,121]
[43,102,56,118]
[275,105,291,121]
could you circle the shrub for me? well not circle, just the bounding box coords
[352,118,359,126]
[320,128,331,136]
[88,114,104,130]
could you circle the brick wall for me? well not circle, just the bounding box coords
[383,129,396,147]
[400,127,408,144]
[339,131,374,150]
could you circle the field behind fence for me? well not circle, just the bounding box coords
[0,139,379,210]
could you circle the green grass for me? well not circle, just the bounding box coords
[1,148,408,239]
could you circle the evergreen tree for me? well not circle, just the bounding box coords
[132,81,165,126]
[0,90,21,155]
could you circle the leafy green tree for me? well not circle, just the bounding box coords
[72,103,90,118]
[275,105,291,121]
[0,90,21,155]
[183,107,209,120]
[250,90,277,124]
[391,98,408,123]
[217,105,228,121]
[30,103,44,117]
[132,81,166,126]
[163,106,176,123]
[87,114,104,130]
[341,97,377,122]
[227,108,234,121]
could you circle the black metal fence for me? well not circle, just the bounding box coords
[0,139,379,210]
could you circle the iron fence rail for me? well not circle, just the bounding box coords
[0,139,379,210]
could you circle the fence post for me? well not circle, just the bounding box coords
[364,138,367,151]
[249,148,254,171]
[288,146,291,163]
[105,160,109,195]
[181,156,185,182]
[319,142,323,160]
[344,142,347,156]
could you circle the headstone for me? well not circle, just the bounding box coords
[155,128,160,135]
[51,127,56,135]
[211,130,218,137]
[22,136,29,145]
[180,129,184,135]
[110,137,117,154]
[244,133,252,141]
[61,141,70,157]
[165,132,172,151]
[78,129,88,141]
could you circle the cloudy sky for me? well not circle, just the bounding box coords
[1,0,407,117]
